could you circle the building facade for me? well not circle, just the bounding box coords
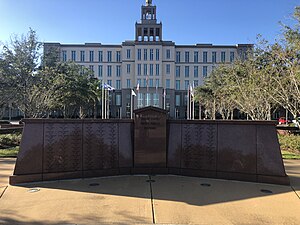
[44,0,252,119]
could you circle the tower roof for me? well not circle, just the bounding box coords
[146,0,152,6]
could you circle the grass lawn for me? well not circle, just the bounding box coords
[281,150,300,159]
[0,146,19,158]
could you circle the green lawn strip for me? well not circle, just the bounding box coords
[281,150,300,160]
[0,146,19,158]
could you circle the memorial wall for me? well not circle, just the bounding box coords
[10,106,289,185]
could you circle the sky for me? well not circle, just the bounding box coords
[0,0,298,45]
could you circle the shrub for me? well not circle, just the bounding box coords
[278,134,300,154]
[0,133,22,149]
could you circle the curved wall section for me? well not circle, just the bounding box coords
[10,115,289,185]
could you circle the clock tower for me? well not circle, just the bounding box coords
[135,0,162,42]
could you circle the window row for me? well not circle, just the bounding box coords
[176,65,210,78]
[174,80,200,91]
[89,64,211,79]
[62,50,122,63]
[175,51,235,63]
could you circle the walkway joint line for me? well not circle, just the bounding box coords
[291,186,300,199]
[148,175,156,224]
[0,186,8,199]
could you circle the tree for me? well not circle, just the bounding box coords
[0,28,42,118]
[42,62,101,118]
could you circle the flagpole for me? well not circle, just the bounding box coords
[107,90,110,119]
[163,89,166,110]
[190,88,192,119]
[104,88,107,119]
[187,88,189,120]
[101,80,104,119]
[192,95,195,120]
[131,89,133,119]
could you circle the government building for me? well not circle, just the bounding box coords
[44,0,252,119]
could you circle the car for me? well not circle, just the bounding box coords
[278,117,290,125]
[292,117,300,127]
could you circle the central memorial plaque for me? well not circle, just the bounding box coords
[134,106,167,168]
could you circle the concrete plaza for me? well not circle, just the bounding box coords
[0,158,299,225]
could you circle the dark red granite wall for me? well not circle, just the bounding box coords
[10,118,289,185]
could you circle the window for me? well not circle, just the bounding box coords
[176,51,180,63]
[185,51,189,63]
[221,51,226,62]
[230,51,235,62]
[107,80,112,86]
[137,78,141,86]
[194,51,198,63]
[116,51,121,62]
[89,65,94,74]
[176,80,180,90]
[166,79,170,89]
[107,65,112,77]
[166,64,170,74]
[80,65,84,75]
[116,65,121,77]
[155,78,159,88]
[143,78,147,87]
[80,51,85,62]
[146,93,151,106]
[153,93,159,107]
[116,80,121,90]
[185,66,189,77]
[149,79,153,87]
[166,49,171,59]
[156,49,160,61]
[107,51,112,62]
[143,64,148,76]
[150,49,154,61]
[116,94,121,106]
[203,51,207,63]
[138,64,142,76]
[212,51,216,63]
[98,51,103,62]
[184,80,189,90]
[138,93,143,108]
[156,64,159,76]
[144,49,148,61]
[203,66,208,78]
[176,66,180,77]
[127,64,131,74]
[194,66,198,78]
[194,80,199,87]
[71,51,76,61]
[90,51,94,62]
[150,64,153,76]
[62,51,67,62]
[98,65,103,78]
[175,95,181,106]
[137,49,141,60]
[126,49,131,59]
[125,79,130,88]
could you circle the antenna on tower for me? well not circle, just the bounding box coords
[146,0,152,6]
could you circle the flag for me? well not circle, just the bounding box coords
[131,89,137,96]
[136,83,140,91]
[190,84,194,97]
[163,88,166,97]
[103,83,115,91]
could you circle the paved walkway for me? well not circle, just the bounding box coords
[0,159,299,225]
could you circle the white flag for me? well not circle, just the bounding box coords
[136,83,140,91]
[190,84,194,97]
[131,89,137,96]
